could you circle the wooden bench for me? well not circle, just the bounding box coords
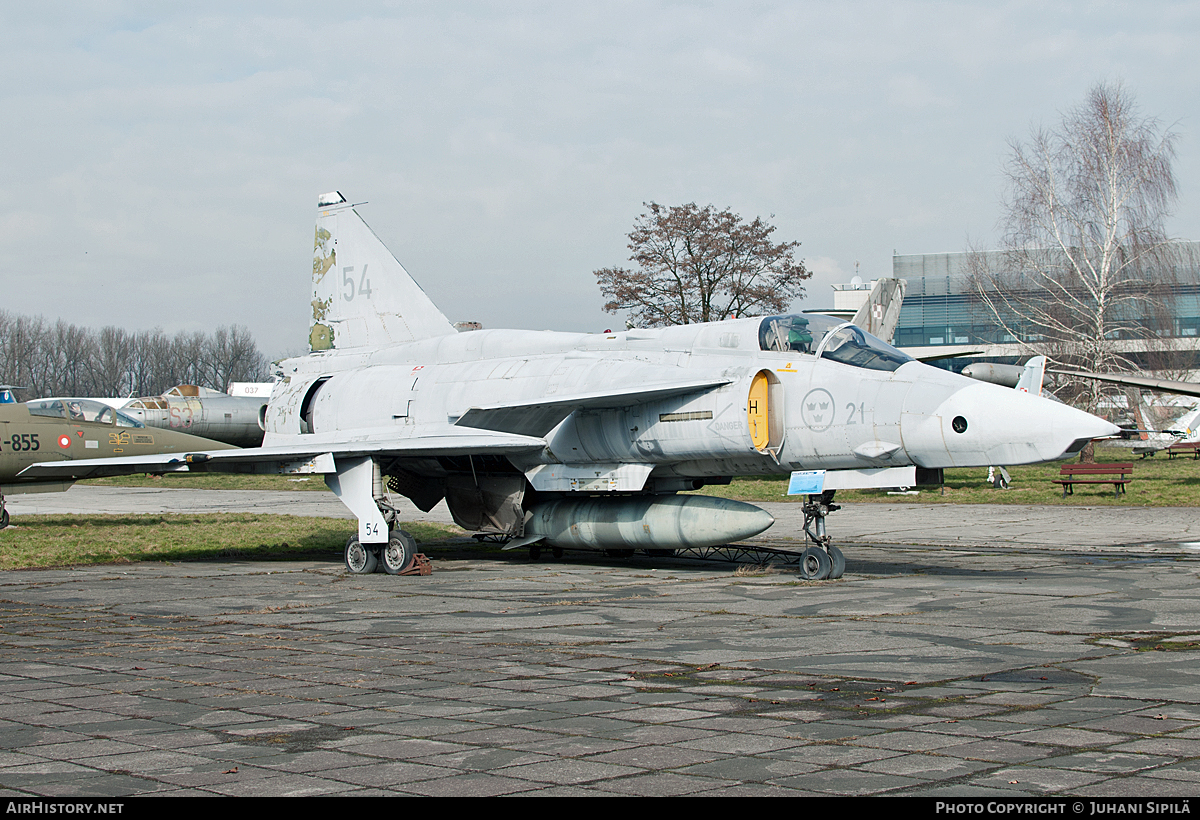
[1053,463,1133,499]
[1166,441,1200,460]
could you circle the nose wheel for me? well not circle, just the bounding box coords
[800,491,845,580]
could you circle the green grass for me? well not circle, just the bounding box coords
[694,445,1200,507]
[0,514,462,570]
[83,473,331,491]
[10,445,1197,571]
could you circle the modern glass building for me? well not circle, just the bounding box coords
[888,245,1200,370]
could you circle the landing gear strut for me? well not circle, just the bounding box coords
[331,457,431,576]
[800,490,845,580]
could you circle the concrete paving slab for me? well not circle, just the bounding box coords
[3,489,1200,795]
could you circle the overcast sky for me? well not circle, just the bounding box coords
[3,2,1199,358]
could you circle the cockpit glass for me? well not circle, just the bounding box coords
[758,315,815,353]
[28,398,144,427]
[818,323,914,371]
[114,410,143,428]
[64,400,105,422]
[758,313,913,372]
[27,400,66,418]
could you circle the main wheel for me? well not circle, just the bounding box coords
[381,531,416,575]
[827,545,846,580]
[798,546,832,581]
[345,535,378,575]
[0,508,8,530]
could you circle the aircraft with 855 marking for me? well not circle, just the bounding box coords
[22,192,1120,579]
[0,397,234,528]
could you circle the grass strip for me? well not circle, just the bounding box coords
[0,514,461,570]
[693,446,1200,507]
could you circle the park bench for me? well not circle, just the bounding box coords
[1053,463,1133,499]
[1166,441,1200,460]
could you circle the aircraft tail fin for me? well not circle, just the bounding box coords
[851,278,906,344]
[1015,356,1046,396]
[310,191,456,352]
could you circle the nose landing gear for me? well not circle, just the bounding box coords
[800,490,845,581]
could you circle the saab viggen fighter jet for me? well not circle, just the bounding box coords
[23,192,1119,578]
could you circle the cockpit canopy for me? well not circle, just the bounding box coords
[27,398,145,427]
[758,314,914,372]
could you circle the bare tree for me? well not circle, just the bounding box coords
[89,326,134,398]
[205,325,269,392]
[170,331,211,389]
[968,82,1184,420]
[0,311,271,399]
[130,329,175,396]
[595,202,810,327]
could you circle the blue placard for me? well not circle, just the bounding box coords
[787,470,826,495]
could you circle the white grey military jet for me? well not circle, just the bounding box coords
[24,192,1119,579]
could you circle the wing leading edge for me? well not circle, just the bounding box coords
[19,430,546,481]
[1051,369,1200,399]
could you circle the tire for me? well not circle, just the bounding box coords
[0,508,8,530]
[798,546,832,581]
[828,545,845,580]
[345,535,378,575]
[381,531,416,575]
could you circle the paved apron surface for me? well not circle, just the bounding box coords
[1,486,1198,796]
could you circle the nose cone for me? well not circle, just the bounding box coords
[901,377,1120,468]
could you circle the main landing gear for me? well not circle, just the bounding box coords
[800,490,845,581]
[330,458,432,576]
[345,530,428,576]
